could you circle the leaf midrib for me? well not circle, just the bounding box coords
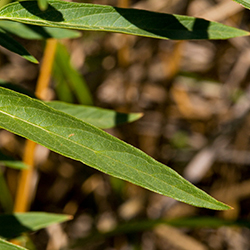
[0,17,236,37]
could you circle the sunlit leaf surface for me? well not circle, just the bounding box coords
[233,0,250,9]
[0,239,27,250]
[0,0,248,40]
[0,87,230,210]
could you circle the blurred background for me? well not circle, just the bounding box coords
[1,0,250,249]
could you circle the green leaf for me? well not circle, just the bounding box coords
[0,169,13,212]
[0,87,230,210]
[0,0,11,9]
[0,81,36,98]
[0,81,138,129]
[0,239,27,250]
[0,151,28,170]
[233,0,250,9]
[54,70,75,103]
[73,217,250,247]
[0,1,248,40]
[0,212,71,239]
[38,0,48,11]
[0,20,80,39]
[0,28,38,63]
[53,43,93,105]
[0,161,27,170]
[46,101,143,129]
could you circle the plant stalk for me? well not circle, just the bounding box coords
[14,39,58,212]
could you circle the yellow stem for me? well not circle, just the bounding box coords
[117,0,130,67]
[36,39,58,99]
[14,39,58,212]
[13,140,37,212]
[118,0,130,8]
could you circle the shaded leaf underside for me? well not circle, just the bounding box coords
[0,20,80,39]
[0,212,71,239]
[46,101,143,129]
[0,81,142,129]
[0,28,38,63]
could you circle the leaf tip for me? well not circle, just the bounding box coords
[67,215,74,220]
[38,0,49,11]
[26,56,39,64]
[138,112,144,118]
[213,201,233,211]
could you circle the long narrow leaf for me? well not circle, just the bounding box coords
[0,239,27,250]
[73,217,250,247]
[0,169,13,212]
[54,43,93,105]
[0,81,140,128]
[38,0,48,11]
[0,151,28,170]
[0,20,80,39]
[0,212,71,239]
[0,87,230,210]
[53,66,75,103]
[0,81,139,129]
[233,0,250,9]
[0,81,36,98]
[0,1,248,40]
[46,101,143,129]
[0,28,38,63]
